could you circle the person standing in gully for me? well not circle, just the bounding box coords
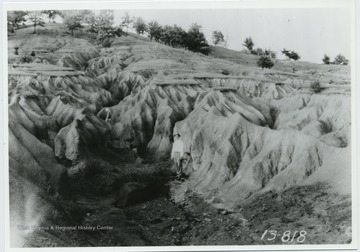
[171,133,184,179]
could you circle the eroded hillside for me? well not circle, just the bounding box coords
[8,25,352,247]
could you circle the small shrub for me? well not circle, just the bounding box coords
[333,54,349,65]
[251,48,264,56]
[282,49,300,61]
[20,56,33,63]
[322,54,330,64]
[221,69,230,75]
[264,49,277,59]
[30,51,35,57]
[134,17,148,35]
[257,56,274,69]
[199,46,210,55]
[102,40,112,48]
[212,30,225,45]
[243,37,254,51]
[310,81,321,93]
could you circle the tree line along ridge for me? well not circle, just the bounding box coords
[7,10,349,68]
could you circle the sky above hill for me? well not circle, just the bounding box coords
[111,8,351,64]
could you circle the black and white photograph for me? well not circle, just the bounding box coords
[2,0,357,250]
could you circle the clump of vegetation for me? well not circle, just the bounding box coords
[28,11,45,34]
[257,56,274,69]
[221,69,230,75]
[133,17,147,35]
[322,54,331,64]
[14,46,19,55]
[251,48,264,56]
[264,49,277,59]
[7,10,211,55]
[212,30,225,46]
[322,53,348,65]
[41,10,63,23]
[20,55,33,63]
[250,48,277,58]
[96,11,124,47]
[102,40,112,48]
[64,14,83,37]
[310,80,321,93]
[8,26,15,33]
[7,10,61,34]
[186,23,210,55]
[242,37,276,59]
[62,9,123,46]
[147,21,162,41]
[243,37,254,52]
[160,25,184,47]
[7,11,28,30]
[97,26,123,47]
[333,54,349,65]
[155,22,209,54]
[281,49,300,61]
[30,51,35,57]
[97,9,115,27]
[121,12,135,33]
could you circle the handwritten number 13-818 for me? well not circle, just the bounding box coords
[261,230,307,243]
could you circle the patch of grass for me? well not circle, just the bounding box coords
[20,55,34,63]
[310,81,322,93]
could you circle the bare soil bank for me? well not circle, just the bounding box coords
[23,163,351,247]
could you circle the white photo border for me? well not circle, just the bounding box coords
[1,0,358,251]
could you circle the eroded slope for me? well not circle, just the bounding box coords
[8,30,351,246]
